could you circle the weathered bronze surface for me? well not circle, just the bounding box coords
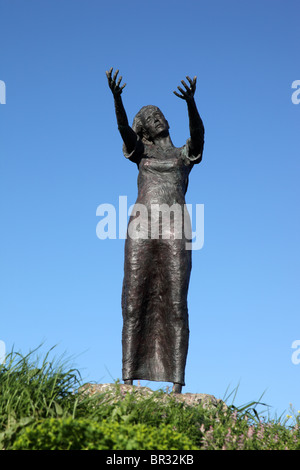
[106,68,205,393]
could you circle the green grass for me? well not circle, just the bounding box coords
[0,346,299,450]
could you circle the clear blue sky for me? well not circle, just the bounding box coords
[1,0,299,419]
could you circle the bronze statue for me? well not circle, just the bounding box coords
[106,68,205,393]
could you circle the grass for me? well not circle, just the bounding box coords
[0,346,299,450]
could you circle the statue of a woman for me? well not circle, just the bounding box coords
[106,68,205,393]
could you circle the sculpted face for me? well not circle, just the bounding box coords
[142,108,169,140]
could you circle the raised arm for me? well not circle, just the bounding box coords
[106,67,137,154]
[174,76,205,160]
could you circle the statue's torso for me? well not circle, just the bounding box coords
[136,144,191,207]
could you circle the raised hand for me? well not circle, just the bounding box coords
[173,76,197,102]
[106,67,126,97]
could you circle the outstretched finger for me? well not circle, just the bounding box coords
[181,80,190,92]
[116,76,123,87]
[186,75,197,91]
[173,91,184,99]
[106,67,113,80]
[186,76,193,87]
[177,86,187,97]
[112,69,119,83]
[120,83,126,91]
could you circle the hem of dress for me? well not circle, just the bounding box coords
[122,373,185,386]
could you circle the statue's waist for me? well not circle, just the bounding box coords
[134,195,187,207]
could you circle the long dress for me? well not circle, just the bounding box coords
[121,136,202,386]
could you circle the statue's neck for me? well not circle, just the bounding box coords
[153,133,174,150]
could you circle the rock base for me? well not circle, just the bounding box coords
[80,382,226,410]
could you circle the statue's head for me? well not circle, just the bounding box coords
[132,105,169,144]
